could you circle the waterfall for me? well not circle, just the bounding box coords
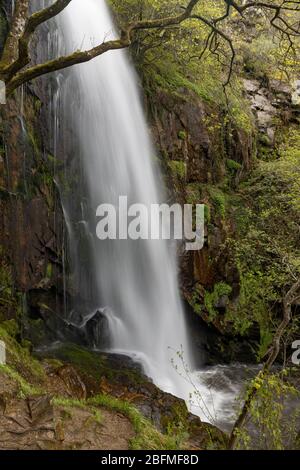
[51,0,194,401]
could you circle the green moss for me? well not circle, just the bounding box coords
[0,319,19,337]
[153,68,207,101]
[89,394,181,450]
[204,282,232,322]
[0,364,42,397]
[186,183,201,204]
[27,318,47,345]
[27,128,41,158]
[259,134,272,147]
[0,323,46,382]
[45,358,64,369]
[178,130,187,140]
[226,159,242,173]
[0,10,8,52]
[189,285,203,316]
[0,246,17,320]
[208,188,226,219]
[168,160,186,179]
[228,94,254,134]
[42,343,147,385]
[53,397,103,424]
[204,204,211,224]
[46,263,53,279]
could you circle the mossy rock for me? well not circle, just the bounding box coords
[36,343,148,388]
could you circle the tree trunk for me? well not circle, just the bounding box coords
[0,0,29,69]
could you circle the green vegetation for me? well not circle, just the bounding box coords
[178,130,187,141]
[168,160,186,180]
[53,397,104,425]
[226,159,242,173]
[89,394,182,450]
[0,364,42,397]
[190,284,203,316]
[204,282,232,322]
[0,247,19,322]
[235,371,300,450]
[208,187,226,219]
[0,325,187,450]
[225,128,300,357]
[45,343,147,385]
[0,320,46,382]
[110,0,256,135]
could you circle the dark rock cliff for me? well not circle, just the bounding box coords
[146,75,299,362]
[0,4,65,329]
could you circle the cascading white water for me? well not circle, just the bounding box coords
[53,0,195,400]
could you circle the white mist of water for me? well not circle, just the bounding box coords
[54,0,195,401]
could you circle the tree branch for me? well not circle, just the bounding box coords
[0,0,30,68]
[5,0,73,80]
[191,13,236,86]
[1,0,299,94]
[6,0,201,94]
[6,36,131,93]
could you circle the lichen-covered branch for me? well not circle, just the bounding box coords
[6,36,132,93]
[5,0,73,80]
[0,0,29,68]
[1,0,300,94]
[0,0,72,82]
[5,0,201,94]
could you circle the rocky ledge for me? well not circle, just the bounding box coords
[0,320,226,450]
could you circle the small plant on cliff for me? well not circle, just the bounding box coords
[204,282,232,322]
[226,159,242,174]
[168,160,186,180]
[178,130,187,141]
[208,188,226,219]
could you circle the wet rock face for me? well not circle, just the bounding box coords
[0,92,65,316]
[0,4,65,323]
[243,78,297,146]
[147,87,247,318]
[146,77,299,360]
[0,6,65,323]
[149,89,253,186]
[25,294,113,349]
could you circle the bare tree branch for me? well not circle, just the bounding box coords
[190,13,236,86]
